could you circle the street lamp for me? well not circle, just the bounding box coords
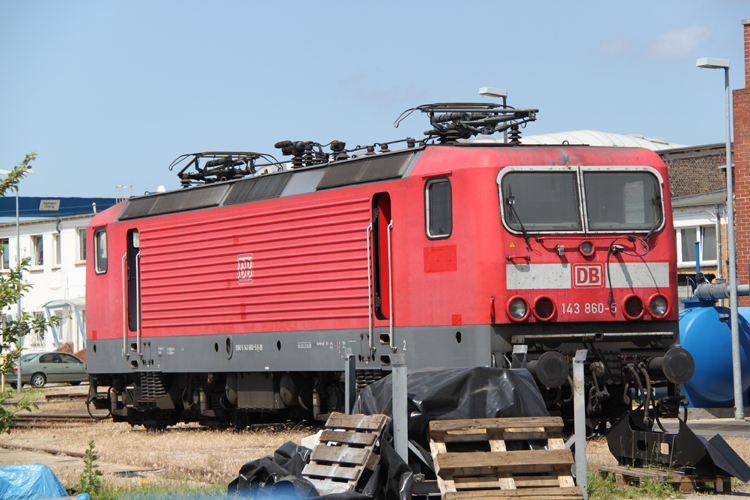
[696,57,742,419]
[49,269,69,300]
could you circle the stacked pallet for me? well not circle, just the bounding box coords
[301,412,390,496]
[429,416,583,500]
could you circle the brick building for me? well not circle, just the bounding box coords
[733,19,750,306]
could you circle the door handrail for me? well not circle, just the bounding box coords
[388,220,394,352]
[136,251,141,356]
[122,253,127,356]
[366,223,374,352]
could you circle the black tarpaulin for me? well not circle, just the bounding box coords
[353,367,549,449]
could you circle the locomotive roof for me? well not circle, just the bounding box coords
[116,141,665,223]
[117,148,423,222]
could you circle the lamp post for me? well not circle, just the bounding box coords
[697,57,742,419]
[49,269,69,300]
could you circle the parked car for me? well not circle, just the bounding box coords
[6,352,87,388]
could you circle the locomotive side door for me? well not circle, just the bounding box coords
[371,193,394,347]
[124,229,141,356]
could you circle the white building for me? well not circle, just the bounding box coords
[0,214,93,353]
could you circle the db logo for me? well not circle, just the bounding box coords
[237,254,253,283]
[573,263,603,288]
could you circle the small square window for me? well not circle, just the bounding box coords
[425,178,452,239]
[676,225,718,267]
[94,228,108,274]
[31,235,43,267]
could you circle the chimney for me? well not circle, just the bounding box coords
[733,20,750,305]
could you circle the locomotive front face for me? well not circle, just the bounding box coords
[497,165,674,324]
[490,160,687,427]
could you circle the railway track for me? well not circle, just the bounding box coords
[43,392,89,402]
[12,413,99,429]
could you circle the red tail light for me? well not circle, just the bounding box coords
[623,295,645,320]
[533,296,556,321]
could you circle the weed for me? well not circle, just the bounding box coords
[588,466,681,499]
[78,439,104,497]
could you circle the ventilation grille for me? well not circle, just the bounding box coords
[138,372,169,403]
[316,152,415,190]
[119,184,229,220]
[223,172,292,206]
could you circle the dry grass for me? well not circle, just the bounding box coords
[0,417,315,489]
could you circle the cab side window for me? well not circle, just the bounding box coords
[425,178,452,239]
[94,228,108,274]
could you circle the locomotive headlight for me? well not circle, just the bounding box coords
[648,294,669,318]
[579,241,595,257]
[507,296,530,322]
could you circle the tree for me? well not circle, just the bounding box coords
[0,153,60,433]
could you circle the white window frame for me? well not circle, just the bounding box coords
[31,235,44,269]
[0,238,9,272]
[76,228,87,264]
[675,225,718,268]
[52,233,61,268]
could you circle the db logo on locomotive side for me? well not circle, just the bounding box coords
[237,254,253,283]
[572,263,604,288]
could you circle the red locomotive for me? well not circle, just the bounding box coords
[86,103,693,431]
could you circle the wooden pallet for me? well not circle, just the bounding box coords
[593,464,733,493]
[301,412,390,495]
[429,416,583,500]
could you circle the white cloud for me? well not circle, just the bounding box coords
[594,37,635,58]
[646,25,712,60]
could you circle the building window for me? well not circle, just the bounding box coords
[425,178,452,239]
[94,228,107,274]
[0,238,9,270]
[28,311,46,347]
[31,235,43,267]
[675,226,718,267]
[77,228,87,263]
[52,233,61,267]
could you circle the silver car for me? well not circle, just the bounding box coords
[8,352,87,388]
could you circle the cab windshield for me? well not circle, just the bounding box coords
[499,168,662,233]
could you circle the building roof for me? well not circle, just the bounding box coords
[519,130,687,151]
[671,189,726,208]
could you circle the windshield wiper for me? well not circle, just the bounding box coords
[506,186,532,251]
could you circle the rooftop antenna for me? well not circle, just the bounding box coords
[479,87,508,143]
[116,185,132,203]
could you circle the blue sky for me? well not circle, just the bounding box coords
[0,1,747,197]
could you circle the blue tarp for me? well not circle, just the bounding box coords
[0,463,88,500]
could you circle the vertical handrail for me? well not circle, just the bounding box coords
[388,220,394,352]
[121,254,127,356]
[366,224,374,352]
[135,252,141,355]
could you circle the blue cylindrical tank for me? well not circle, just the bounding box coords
[679,303,750,407]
